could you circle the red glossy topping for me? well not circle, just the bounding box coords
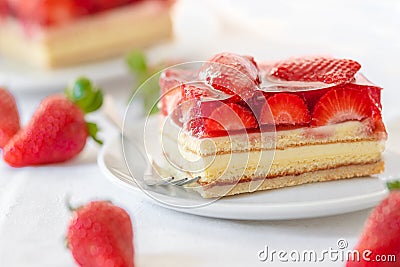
[182,83,213,101]
[271,57,361,84]
[187,103,257,138]
[159,53,384,138]
[4,0,142,27]
[0,0,8,18]
[198,52,260,101]
[311,86,378,126]
[159,68,193,116]
[89,0,136,12]
[260,93,311,125]
[9,0,84,27]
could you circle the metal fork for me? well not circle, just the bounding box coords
[144,175,201,186]
[103,95,201,187]
[109,160,200,187]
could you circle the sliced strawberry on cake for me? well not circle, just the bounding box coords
[260,93,311,126]
[198,52,260,101]
[312,87,375,124]
[271,57,361,84]
[186,102,257,138]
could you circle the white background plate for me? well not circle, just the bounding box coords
[0,57,130,92]
[98,125,394,220]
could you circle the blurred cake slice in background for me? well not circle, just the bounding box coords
[0,0,174,68]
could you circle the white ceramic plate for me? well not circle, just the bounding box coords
[97,117,400,220]
[0,57,129,92]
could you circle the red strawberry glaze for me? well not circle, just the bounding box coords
[159,68,192,116]
[159,54,385,138]
[198,52,260,101]
[185,102,258,138]
[0,0,8,19]
[2,0,145,28]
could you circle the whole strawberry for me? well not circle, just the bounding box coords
[347,184,400,267]
[3,78,102,167]
[67,201,134,267]
[0,87,20,148]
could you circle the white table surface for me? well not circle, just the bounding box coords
[1,1,400,266]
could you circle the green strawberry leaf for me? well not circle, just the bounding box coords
[387,180,400,190]
[65,77,103,114]
[87,122,103,145]
[84,90,103,114]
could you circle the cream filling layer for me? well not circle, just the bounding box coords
[163,136,385,183]
[161,116,386,157]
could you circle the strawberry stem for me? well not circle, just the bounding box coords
[64,237,70,250]
[87,122,103,145]
[65,77,103,114]
[65,78,104,145]
[65,194,75,212]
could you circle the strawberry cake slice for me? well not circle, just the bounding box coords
[0,0,173,68]
[159,53,387,198]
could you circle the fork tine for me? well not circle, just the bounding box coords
[157,177,175,185]
[171,177,189,186]
[176,176,201,186]
[186,176,201,184]
[144,176,174,186]
[111,166,200,187]
[169,176,200,186]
